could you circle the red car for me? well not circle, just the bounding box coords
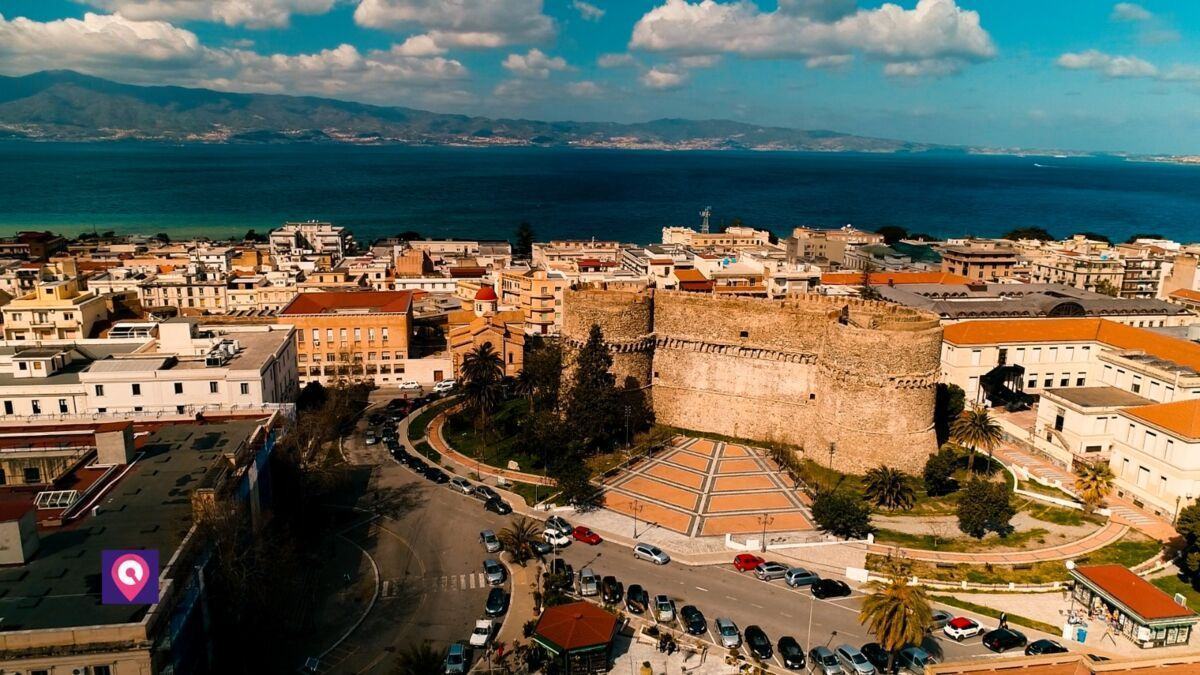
[572,526,602,545]
[733,553,765,572]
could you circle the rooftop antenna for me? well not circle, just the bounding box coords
[699,206,712,234]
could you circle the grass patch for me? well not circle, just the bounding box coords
[1151,575,1200,610]
[412,440,440,463]
[1017,479,1077,501]
[873,527,1053,553]
[443,398,548,476]
[407,398,456,441]
[930,595,1059,636]
[507,481,557,507]
[1018,498,1103,528]
[904,493,960,517]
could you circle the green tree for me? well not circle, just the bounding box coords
[619,375,654,445]
[392,642,447,675]
[395,230,423,242]
[514,221,535,259]
[563,324,621,453]
[1074,460,1115,513]
[498,517,542,566]
[934,383,966,445]
[811,490,874,539]
[858,567,933,673]
[522,336,563,412]
[1003,227,1054,241]
[875,225,908,245]
[1126,232,1165,243]
[461,343,505,435]
[1094,278,1120,297]
[923,445,960,497]
[550,459,603,511]
[863,467,916,511]
[956,478,1015,539]
[1176,503,1200,578]
[950,404,1003,474]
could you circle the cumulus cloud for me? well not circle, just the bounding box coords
[0,12,466,102]
[629,0,996,77]
[1056,50,1158,78]
[502,48,568,79]
[1110,3,1152,22]
[567,80,604,97]
[805,54,853,69]
[640,66,688,90]
[392,34,446,56]
[79,0,335,29]
[572,1,605,22]
[597,52,637,68]
[354,0,555,50]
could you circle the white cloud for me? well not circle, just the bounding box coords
[676,54,721,68]
[79,0,335,29]
[598,52,637,68]
[1056,50,1158,78]
[0,12,467,103]
[1110,3,1152,22]
[502,48,568,79]
[572,0,605,22]
[883,57,964,78]
[805,54,853,69]
[567,80,604,97]
[354,0,555,50]
[392,34,446,56]
[640,66,688,90]
[629,0,996,77]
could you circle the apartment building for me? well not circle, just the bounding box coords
[2,277,109,340]
[497,267,568,334]
[661,225,774,250]
[269,221,352,259]
[532,239,623,271]
[227,271,301,313]
[0,231,67,261]
[785,225,883,266]
[138,266,229,315]
[939,243,1020,281]
[1114,243,1169,299]
[1029,248,1125,293]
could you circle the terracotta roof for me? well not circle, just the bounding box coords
[1123,399,1200,440]
[278,290,413,315]
[533,601,617,652]
[1169,288,1200,303]
[448,266,487,278]
[1073,564,1196,622]
[822,271,972,286]
[673,269,708,283]
[944,318,1200,373]
[475,286,497,301]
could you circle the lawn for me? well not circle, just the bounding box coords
[1018,498,1104,528]
[507,481,557,507]
[1151,574,1200,609]
[873,526,1054,553]
[930,595,1060,635]
[442,398,547,476]
[407,398,456,442]
[1017,478,1078,502]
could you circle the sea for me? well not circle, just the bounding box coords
[1,142,1198,244]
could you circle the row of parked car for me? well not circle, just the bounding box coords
[733,553,853,599]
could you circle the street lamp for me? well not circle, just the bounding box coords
[632,498,645,538]
[758,513,775,553]
[1175,493,1194,525]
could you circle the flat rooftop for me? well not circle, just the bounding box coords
[1043,386,1154,408]
[0,420,260,632]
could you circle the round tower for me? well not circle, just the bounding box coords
[561,287,655,390]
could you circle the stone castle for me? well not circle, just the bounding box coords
[561,288,944,474]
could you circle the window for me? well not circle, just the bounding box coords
[1028,374,1037,389]
[0,469,6,485]
[133,406,143,412]
[174,382,184,394]
[312,328,320,343]
[30,400,40,414]
[97,407,106,413]
[739,330,749,339]
[240,383,250,395]
[382,327,389,341]
[17,362,26,371]
[339,328,347,342]
[23,467,41,484]
[368,327,376,341]
[58,399,68,413]
[970,349,982,366]
[1054,409,1065,432]
[1076,373,1086,387]
[2,401,11,415]
[131,383,141,396]
[354,327,361,342]
[209,381,219,393]
[1043,375,1053,388]
[326,328,333,342]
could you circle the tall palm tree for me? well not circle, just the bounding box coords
[392,641,446,675]
[858,571,934,673]
[950,404,1004,475]
[1074,460,1115,513]
[461,342,505,435]
[498,516,541,566]
[864,467,916,511]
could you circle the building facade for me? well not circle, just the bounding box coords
[278,291,417,385]
[2,277,108,341]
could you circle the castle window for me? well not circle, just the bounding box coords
[739,330,749,339]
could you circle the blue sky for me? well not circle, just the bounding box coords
[2,1,1200,154]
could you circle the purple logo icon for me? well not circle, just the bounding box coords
[101,550,158,605]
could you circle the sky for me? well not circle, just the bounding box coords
[2,1,1200,154]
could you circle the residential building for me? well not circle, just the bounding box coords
[85,267,151,297]
[785,225,883,266]
[394,247,435,276]
[0,342,147,418]
[660,225,774,250]
[448,286,525,378]
[1029,247,1125,294]
[138,266,229,315]
[269,221,353,270]
[1115,243,1169,299]
[498,267,568,335]
[843,241,942,271]
[226,271,301,313]
[0,231,67,261]
[2,277,109,340]
[532,239,622,271]
[939,243,1020,281]
[1168,288,1200,312]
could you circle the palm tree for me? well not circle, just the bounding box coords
[858,570,934,673]
[392,641,446,674]
[498,516,541,566]
[1074,460,1115,513]
[864,467,916,511]
[461,343,505,435]
[950,404,1004,475]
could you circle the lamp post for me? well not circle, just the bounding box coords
[1175,493,1194,526]
[758,513,775,553]
[632,498,645,538]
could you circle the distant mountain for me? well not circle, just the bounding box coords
[0,70,948,152]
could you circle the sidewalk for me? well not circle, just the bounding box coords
[424,404,555,487]
[864,521,1130,564]
[495,558,540,647]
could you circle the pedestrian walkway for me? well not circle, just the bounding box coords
[865,521,1130,564]
[424,404,555,487]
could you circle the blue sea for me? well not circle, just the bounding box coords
[0,142,1198,244]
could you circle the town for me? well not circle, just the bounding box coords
[0,219,1198,675]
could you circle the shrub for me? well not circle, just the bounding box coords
[812,489,873,539]
[956,479,1016,539]
[923,445,959,497]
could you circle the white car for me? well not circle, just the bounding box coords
[653,594,676,622]
[543,529,571,547]
[943,617,983,641]
[433,379,457,393]
[633,543,670,565]
[469,619,493,647]
[398,381,422,391]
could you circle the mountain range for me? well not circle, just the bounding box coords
[0,70,949,152]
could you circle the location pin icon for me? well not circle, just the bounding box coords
[111,553,149,602]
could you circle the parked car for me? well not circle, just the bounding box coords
[433,379,457,393]
[715,617,741,648]
[1024,639,1067,656]
[633,543,670,565]
[545,515,572,535]
[653,594,676,622]
[578,568,599,597]
[754,561,789,581]
[778,636,806,670]
[982,628,1027,653]
[398,380,422,391]
[424,467,449,484]
[444,643,467,674]
[601,576,624,604]
[549,558,573,578]
[469,619,493,647]
[897,646,933,674]
[835,644,876,675]
[733,553,765,572]
[472,485,500,502]
[811,579,852,599]
[367,413,385,425]
[859,643,897,674]
[625,584,648,614]
[484,587,509,617]
[785,567,820,587]
[572,525,602,545]
[479,529,501,553]
[809,646,845,675]
[483,559,506,586]
[943,617,982,641]
[745,625,772,660]
[543,529,572,547]
[484,497,512,515]
[680,605,706,635]
[364,431,379,445]
[409,459,430,474]
[928,609,954,631]
[450,477,473,494]
[531,540,554,556]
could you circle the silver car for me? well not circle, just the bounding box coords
[754,561,789,581]
[479,529,501,553]
[653,594,676,622]
[633,543,670,565]
[808,646,844,675]
[715,617,741,648]
[785,567,820,587]
[835,644,876,675]
[450,477,473,494]
[546,515,572,535]
[898,647,934,674]
[483,558,506,586]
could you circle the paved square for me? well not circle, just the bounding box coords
[600,436,813,538]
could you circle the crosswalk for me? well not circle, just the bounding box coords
[381,572,490,598]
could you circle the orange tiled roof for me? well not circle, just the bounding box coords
[1074,564,1196,621]
[278,290,413,315]
[1123,399,1200,440]
[673,269,708,282]
[821,271,971,286]
[1170,288,1200,303]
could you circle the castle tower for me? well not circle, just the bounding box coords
[560,287,655,391]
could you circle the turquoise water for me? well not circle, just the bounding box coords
[0,142,1197,244]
